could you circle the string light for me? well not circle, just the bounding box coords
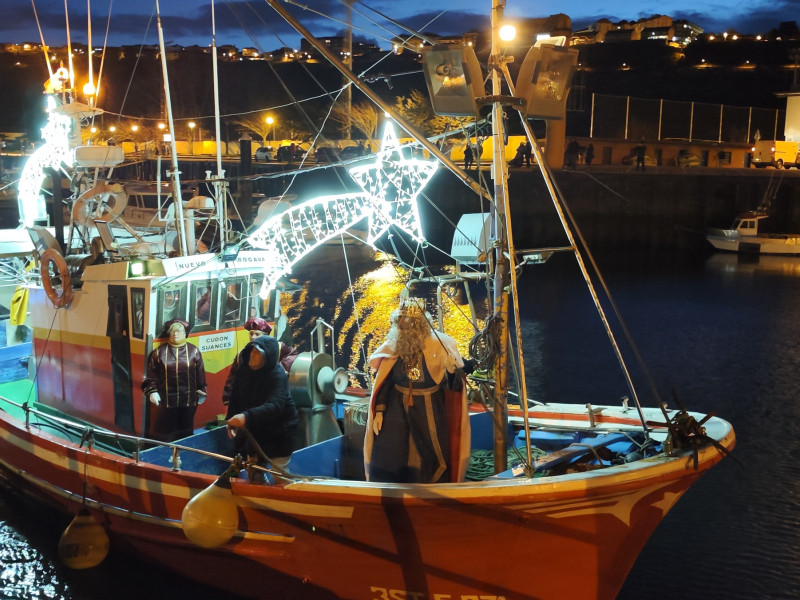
[247,123,437,298]
[17,97,74,227]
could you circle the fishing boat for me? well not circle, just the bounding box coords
[706,209,800,254]
[706,171,799,255]
[0,1,734,599]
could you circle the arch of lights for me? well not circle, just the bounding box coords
[246,123,438,297]
[17,96,75,227]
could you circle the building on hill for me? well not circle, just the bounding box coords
[572,15,701,47]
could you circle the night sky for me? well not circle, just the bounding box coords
[2,0,796,51]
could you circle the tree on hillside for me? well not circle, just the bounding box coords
[230,112,276,146]
[393,89,472,137]
[330,102,378,149]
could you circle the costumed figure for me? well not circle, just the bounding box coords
[142,319,207,442]
[364,298,471,483]
[221,317,299,406]
[225,335,300,475]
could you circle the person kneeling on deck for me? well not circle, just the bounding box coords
[225,335,299,481]
[364,298,471,484]
[142,319,207,442]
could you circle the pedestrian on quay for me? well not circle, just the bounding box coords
[585,143,595,167]
[464,143,474,170]
[634,139,647,171]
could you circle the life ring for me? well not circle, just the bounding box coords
[71,182,128,226]
[41,248,73,308]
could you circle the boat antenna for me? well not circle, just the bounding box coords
[85,0,94,106]
[30,0,54,80]
[210,0,229,251]
[63,0,75,92]
[155,0,189,256]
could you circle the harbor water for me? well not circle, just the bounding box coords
[1,247,799,599]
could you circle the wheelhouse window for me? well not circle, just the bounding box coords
[247,276,269,321]
[222,278,245,328]
[191,279,217,333]
[156,284,187,337]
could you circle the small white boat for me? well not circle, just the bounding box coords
[707,210,800,254]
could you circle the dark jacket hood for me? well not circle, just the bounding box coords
[243,335,279,370]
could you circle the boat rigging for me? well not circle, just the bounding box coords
[0,1,736,598]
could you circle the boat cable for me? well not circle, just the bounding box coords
[212,3,369,204]
[91,0,114,111]
[110,9,156,130]
[573,170,636,204]
[532,149,665,424]
[348,0,447,51]
[503,65,654,435]
[337,234,373,387]
[29,0,54,79]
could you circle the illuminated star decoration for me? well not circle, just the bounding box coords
[18,96,74,227]
[349,123,438,245]
[246,122,438,297]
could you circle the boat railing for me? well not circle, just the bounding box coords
[0,392,337,482]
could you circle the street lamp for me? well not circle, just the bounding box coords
[266,116,275,143]
[188,121,196,155]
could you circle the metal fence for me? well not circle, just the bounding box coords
[588,93,785,144]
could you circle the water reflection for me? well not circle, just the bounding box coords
[0,500,72,600]
[705,252,800,277]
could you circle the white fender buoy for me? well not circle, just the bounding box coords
[58,507,110,569]
[181,473,239,548]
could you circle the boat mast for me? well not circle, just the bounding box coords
[488,0,513,473]
[155,0,190,256]
[210,0,229,251]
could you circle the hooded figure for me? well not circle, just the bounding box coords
[142,318,207,441]
[221,317,299,406]
[225,335,299,470]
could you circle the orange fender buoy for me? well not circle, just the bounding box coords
[41,248,73,308]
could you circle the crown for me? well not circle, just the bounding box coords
[399,297,425,317]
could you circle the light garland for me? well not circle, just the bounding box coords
[247,123,438,297]
[17,96,75,228]
[348,123,437,244]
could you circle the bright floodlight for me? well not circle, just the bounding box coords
[499,25,516,42]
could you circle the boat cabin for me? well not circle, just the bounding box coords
[29,252,284,439]
[731,211,768,236]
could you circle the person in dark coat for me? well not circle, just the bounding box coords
[225,335,299,475]
[523,139,532,166]
[221,317,299,407]
[565,139,580,169]
[634,139,647,171]
[584,143,595,166]
[142,319,207,442]
[510,142,525,167]
[463,143,474,170]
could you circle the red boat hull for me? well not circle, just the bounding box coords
[0,402,734,600]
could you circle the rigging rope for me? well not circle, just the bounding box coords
[468,313,502,371]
